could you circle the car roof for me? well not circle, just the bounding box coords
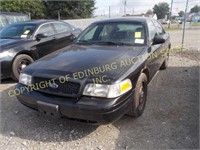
[9,19,65,26]
[94,17,153,24]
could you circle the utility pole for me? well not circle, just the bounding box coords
[182,0,189,50]
[109,6,111,18]
[132,8,134,15]
[124,0,127,16]
[58,11,60,20]
[168,0,173,28]
[28,13,31,20]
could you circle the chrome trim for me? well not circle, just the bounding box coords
[33,21,73,39]
[33,22,57,38]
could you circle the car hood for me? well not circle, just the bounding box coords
[25,44,147,81]
[0,38,25,50]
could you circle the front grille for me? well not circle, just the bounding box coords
[33,77,81,97]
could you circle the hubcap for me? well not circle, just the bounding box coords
[21,64,27,69]
[138,82,146,111]
[139,86,144,104]
[17,59,30,73]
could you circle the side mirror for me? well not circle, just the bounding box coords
[147,47,152,53]
[35,33,47,40]
[78,28,83,32]
[152,36,165,45]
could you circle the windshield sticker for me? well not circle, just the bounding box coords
[21,34,28,38]
[135,32,141,38]
[24,30,30,35]
[135,39,144,44]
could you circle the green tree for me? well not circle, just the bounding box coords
[190,5,200,13]
[146,9,153,15]
[0,0,45,19]
[43,0,95,19]
[153,2,170,19]
[171,15,176,20]
[178,11,184,17]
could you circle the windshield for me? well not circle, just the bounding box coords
[0,23,36,39]
[76,22,146,46]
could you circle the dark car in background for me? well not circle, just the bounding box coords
[16,18,171,124]
[0,20,81,80]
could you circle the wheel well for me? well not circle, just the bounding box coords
[14,51,36,61]
[10,52,36,73]
[141,68,150,83]
[15,51,37,61]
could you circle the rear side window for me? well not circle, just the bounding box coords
[36,24,55,36]
[147,20,157,41]
[53,23,72,34]
[152,20,165,36]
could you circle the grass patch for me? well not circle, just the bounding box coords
[164,23,181,31]
[191,22,200,26]
[164,27,180,31]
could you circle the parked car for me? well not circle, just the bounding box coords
[0,20,81,80]
[0,12,30,30]
[16,18,171,124]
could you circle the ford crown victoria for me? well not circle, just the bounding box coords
[16,18,171,124]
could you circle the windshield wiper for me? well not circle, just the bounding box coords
[76,40,133,46]
[117,42,134,46]
[94,41,133,46]
[0,36,19,39]
[93,41,119,45]
[76,40,93,45]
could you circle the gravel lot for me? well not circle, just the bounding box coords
[0,29,199,150]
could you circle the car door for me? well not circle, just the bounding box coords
[52,22,76,50]
[33,23,57,58]
[145,20,166,79]
[152,20,169,67]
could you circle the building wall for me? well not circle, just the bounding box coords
[64,18,104,29]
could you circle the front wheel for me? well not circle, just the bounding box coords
[127,73,148,118]
[160,54,169,70]
[11,54,34,81]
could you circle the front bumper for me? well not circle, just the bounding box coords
[16,83,133,125]
[0,57,13,80]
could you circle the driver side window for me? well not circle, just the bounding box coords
[147,20,157,41]
[153,20,165,36]
[82,26,98,41]
[36,24,55,37]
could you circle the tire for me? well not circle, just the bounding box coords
[127,73,148,118]
[11,54,34,81]
[160,53,169,70]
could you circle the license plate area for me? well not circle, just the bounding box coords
[37,101,61,118]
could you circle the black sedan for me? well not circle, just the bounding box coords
[16,18,171,124]
[0,20,81,80]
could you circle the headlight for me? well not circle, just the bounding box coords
[19,73,32,86]
[83,79,132,98]
[0,51,12,59]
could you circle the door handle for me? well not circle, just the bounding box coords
[31,46,36,51]
[70,34,76,40]
[52,37,57,40]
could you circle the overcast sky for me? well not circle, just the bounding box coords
[94,0,200,16]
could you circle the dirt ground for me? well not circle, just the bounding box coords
[0,29,199,150]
